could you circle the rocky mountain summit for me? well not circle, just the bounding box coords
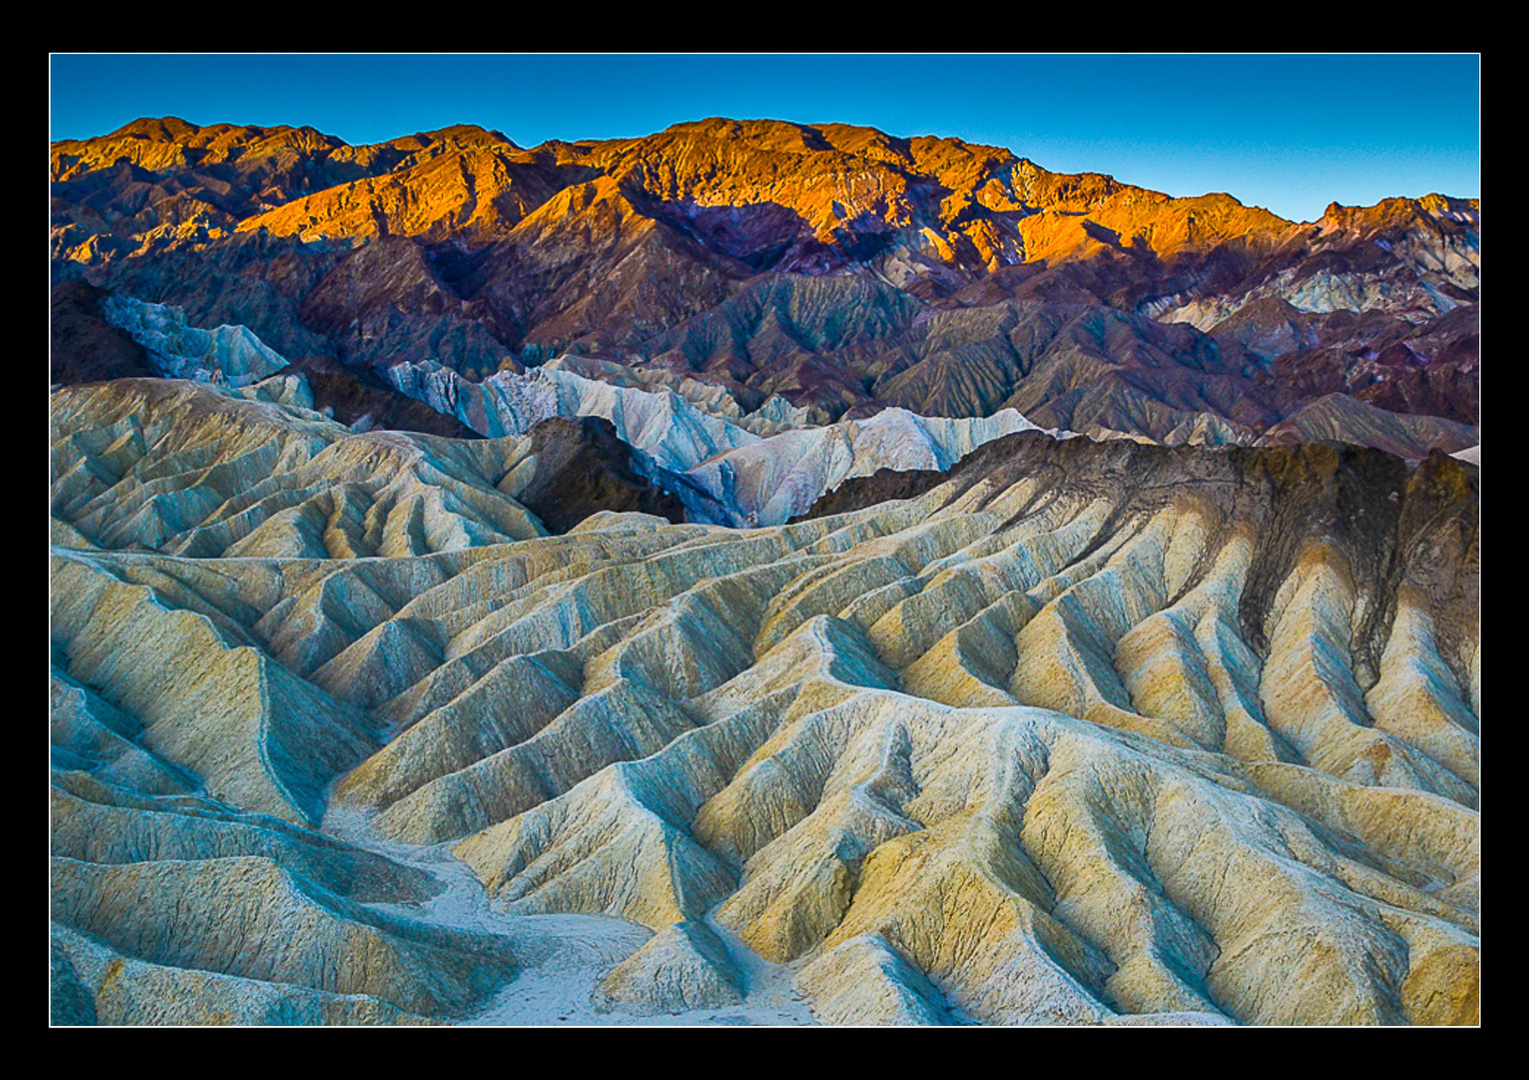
[52,116,1477,452]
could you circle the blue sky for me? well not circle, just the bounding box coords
[49,54,1480,223]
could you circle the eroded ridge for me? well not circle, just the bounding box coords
[50,385,1478,1026]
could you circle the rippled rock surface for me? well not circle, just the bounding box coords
[49,379,1479,1026]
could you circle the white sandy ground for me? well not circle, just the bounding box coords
[324,803,823,1026]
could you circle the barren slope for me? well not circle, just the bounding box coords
[50,380,1479,1025]
[53,117,1478,447]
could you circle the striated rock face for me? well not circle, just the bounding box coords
[380,359,1055,525]
[597,920,745,1013]
[681,406,1046,527]
[46,378,739,557]
[50,380,1479,1026]
[52,116,1478,451]
[50,280,159,386]
[1254,394,1477,460]
[98,293,290,386]
[49,379,549,560]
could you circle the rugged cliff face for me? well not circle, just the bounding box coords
[52,117,1478,447]
[50,380,1479,1026]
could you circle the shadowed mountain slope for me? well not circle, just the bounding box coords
[53,117,1478,448]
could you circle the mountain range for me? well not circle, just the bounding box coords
[52,116,1478,453]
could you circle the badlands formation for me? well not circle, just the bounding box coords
[49,375,1478,1026]
[50,115,1479,1026]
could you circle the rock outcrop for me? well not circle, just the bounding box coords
[98,294,290,386]
[380,359,1054,525]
